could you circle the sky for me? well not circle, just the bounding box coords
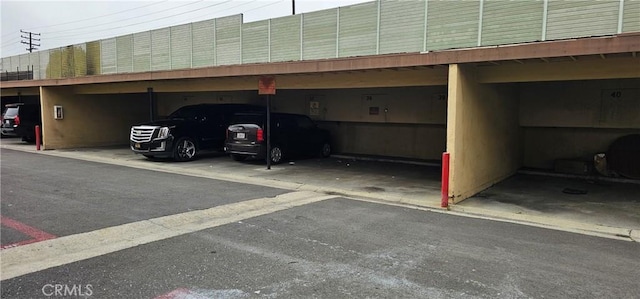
[1,0,371,58]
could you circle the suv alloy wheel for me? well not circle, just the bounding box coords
[174,137,197,161]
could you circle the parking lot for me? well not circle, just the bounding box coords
[1,138,639,241]
[2,147,637,298]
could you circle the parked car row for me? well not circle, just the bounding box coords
[129,103,332,163]
[225,112,331,164]
[1,103,41,142]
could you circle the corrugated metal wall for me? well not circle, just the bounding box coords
[116,35,134,73]
[133,32,151,72]
[427,0,480,51]
[60,46,74,78]
[302,9,338,60]
[623,0,640,32]
[215,15,242,66]
[338,2,377,57]
[192,19,216,68]
[546,0,620,40]
[271,15,302,62]
[151,28,171,71]
[379,0,425,54]
[242,20,269,64]
[101,39,117,74]
[73,44,87,77]
[481,0,544,46]
[171,24,192,69]
[48,48,62,79]
[2,0,638,80]
[86,41,101,75]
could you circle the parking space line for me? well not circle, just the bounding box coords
[0,217,57,250]
[0,191,338,281]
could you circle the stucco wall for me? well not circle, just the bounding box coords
[318,122,446,160]
[272,87,448,124]
[447,64,521,203]
[40,87,148,149]
[155,91,262,117]
[522,127,639,169]
[273,87,448,160]
[520,79,640,169]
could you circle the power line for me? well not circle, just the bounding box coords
[2,0,346,57]
[1,37,21,48]
[22,0,171,31]
[20,30,40,53]
[42,0,251,41]
[39,0,207,35]
[11,1,253,54]
[0,1,169,40]
[241,0,286,14]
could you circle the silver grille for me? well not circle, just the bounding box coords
[130,126,157,143]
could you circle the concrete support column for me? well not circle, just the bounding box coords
[40,86,75,150]
[446,64,521,203]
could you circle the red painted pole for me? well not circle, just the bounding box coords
[441,152,450,208]
[35,125,41,151]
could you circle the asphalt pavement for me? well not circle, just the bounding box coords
[1,139,639,242]
[5,200,639,298]
[1,150,638,298]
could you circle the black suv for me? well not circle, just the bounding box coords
[1,103,41,141]
[225,112,331,164]
[130,103,262,161]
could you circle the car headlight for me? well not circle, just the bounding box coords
[157,127,170,139]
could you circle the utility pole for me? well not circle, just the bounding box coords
[292,0,295,15]
[20,30,41,53]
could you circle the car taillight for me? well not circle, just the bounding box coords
[14,115,20,125]
[257,128,264,142]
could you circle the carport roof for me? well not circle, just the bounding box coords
[1,33,639,89]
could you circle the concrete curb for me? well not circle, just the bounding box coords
[449,205,636,242]
[631,230,640,242]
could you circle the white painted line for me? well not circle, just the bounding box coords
[0,191,337,281]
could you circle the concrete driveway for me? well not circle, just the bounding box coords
[1,138,638,241]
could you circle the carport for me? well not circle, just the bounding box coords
[445,50,639,204]
[1,89,40,108]
[1,35,638,211]
[25,65,450,163]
